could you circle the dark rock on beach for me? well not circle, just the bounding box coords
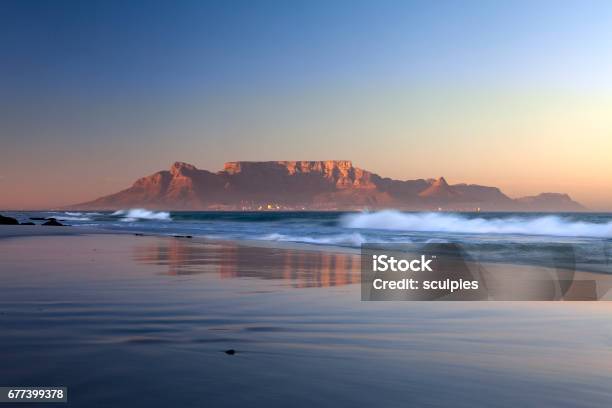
[29,217,47,220]
[42,218,65,226]
[224,349,236,355]
[0,215,19,225]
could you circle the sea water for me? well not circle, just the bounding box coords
[5,210,612,273]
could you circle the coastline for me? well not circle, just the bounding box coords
[3,225,611,300]
[0,225,129,240]
[0,224,360,255]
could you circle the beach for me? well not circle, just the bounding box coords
[2,226,612,407]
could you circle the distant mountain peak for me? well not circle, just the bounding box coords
[418,176,460,199]
[435,176,448,186]
[170,161,198,175]
[515,192,585,211]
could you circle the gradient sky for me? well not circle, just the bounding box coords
[1,0,611,210]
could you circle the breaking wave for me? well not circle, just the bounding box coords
[261,232,367,247]
[112,209,172,222]
[56,215,92,221]
[49,212,93,221]
[341,210,612,238]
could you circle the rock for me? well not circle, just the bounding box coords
[42,218,64,226]
[29,217,47,220]
[173,235,193,238]
[224,349,236,355]
[20,222,35,225]
[0,215,19,225]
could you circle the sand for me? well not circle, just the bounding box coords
[0,225,124,239]
[1,228,612,407]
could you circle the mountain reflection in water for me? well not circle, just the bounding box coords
[132,238,361,287]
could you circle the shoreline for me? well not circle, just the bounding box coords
[2,224,611,277]
[0,225,612,287]
[0,225,131,240]
[2,225,612,300]
[0,224,360,255]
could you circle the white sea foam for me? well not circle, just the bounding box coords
[112,209,172,221]
[51,212,92,221]
[261,232,367,247]
[57,216,92,221]
[341,210,612,238]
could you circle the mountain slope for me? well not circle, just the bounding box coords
[418,177,461,199]
[515,193,586,212]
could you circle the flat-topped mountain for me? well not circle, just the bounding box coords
[72,161,585,211]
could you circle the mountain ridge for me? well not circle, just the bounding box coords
[71,161,586,211]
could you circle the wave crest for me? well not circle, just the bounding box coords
[112,209,172,222]
[261,232,366,247]
[341,210,612,238]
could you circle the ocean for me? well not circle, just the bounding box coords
[6,209,612,273]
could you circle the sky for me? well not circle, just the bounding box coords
[1,0,611,210]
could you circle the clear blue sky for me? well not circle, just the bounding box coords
[1,0,612,208]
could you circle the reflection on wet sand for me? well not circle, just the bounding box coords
[132,238,361,287]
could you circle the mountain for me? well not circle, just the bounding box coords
[418,177,460,199]
[71,161,586,211]
[514,193,586,212]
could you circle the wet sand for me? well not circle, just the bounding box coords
[1,230,612,407]
[0,225,124,239]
